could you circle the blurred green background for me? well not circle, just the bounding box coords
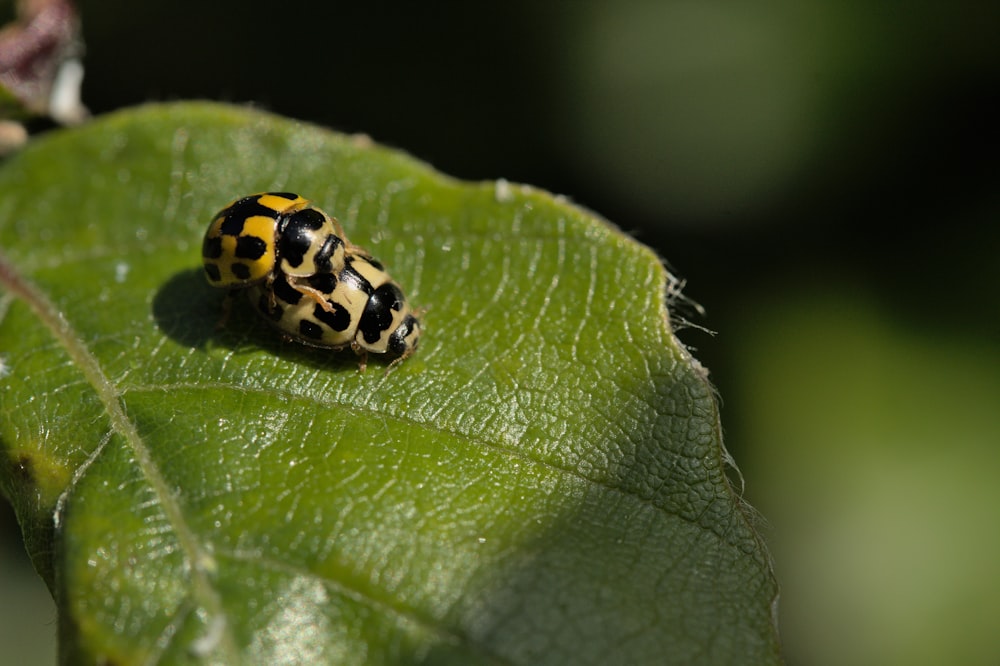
[3,2,998,664]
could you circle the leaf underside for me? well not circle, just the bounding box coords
[0,102,780,665]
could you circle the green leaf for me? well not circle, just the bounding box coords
[0,102,780,665]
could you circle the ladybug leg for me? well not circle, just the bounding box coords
[266,278,278,311]
[330,217,364,253]
[350,341,368,373]
[384,353,407,376]
[214,289,239,329]
[287,275,337,313]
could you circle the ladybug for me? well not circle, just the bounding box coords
[250,250,422,370]
[201,192,350,309]
[202,192,422,369]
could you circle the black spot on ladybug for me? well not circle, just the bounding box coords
[231,263,251,280]
[312,235,343,273]
[279,208,327,268]
[313,301,352,332]
[219,197,274,236]
[308,272,337,294]
[235,235,267,260]
[272,274,302,305]
[202,236,222,259]
[388,315,419,355]
[299,319,323,340]
[360,283,404,344]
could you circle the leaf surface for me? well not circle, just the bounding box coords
[0,102,780,664]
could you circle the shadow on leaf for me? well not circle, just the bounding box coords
[151,268,366,373]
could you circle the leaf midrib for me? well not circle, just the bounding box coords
[0,249,239,659]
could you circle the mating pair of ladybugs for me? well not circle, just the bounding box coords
[202,192,421,369]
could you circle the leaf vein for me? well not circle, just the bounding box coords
[120,380,699,530]
[216,546,516,665]
[0,250,239,659]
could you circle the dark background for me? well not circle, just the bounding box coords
[3,2,999,664]
[75,2,999,359]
